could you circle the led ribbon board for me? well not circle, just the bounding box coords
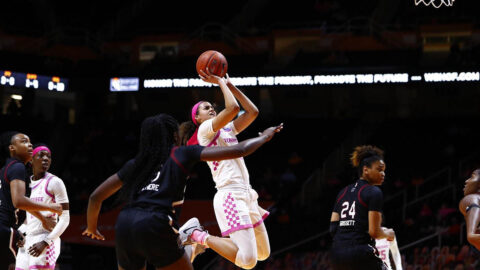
[138,71,479,89]
[0,70,68,92]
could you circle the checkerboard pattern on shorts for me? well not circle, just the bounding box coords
[46,243,56,267]
[223,193,241,229]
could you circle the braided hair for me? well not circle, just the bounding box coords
[350,145,384,177]
[119,114,179,202]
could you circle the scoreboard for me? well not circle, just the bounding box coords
[0,70,68,92]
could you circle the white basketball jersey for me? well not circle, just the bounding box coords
[375,238,392,270]
[26,172,68,235]
[197,119,250,189]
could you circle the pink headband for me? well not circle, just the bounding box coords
[191,101,204,126]
[32,146,51,157]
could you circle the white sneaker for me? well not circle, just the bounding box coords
[179,217,203,245]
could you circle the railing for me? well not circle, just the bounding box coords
[299,113,384,207]
[413,166,452,199]
[270,230,330,258]
[399,228,449,251]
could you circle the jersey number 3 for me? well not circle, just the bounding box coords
[340,201,356,219]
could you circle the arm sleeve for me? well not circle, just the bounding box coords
[330,221,339,237]
[45,210,69,244]
[364,186,383,212]
[45,178,70,243]
[117,159,135,183]
[7,163,26,182]
[197,119,215,145]
[389,238,402,270]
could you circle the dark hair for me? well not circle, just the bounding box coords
[179,121,196,146]
[0,131,20,164]
[119,114,179,202]
[350,145,384,177]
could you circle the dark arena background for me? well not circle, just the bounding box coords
[1,0,479,269]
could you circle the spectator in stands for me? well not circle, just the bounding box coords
[437,203,457,221]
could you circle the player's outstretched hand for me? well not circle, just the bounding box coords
[259,123,284,141]
[199,68,224,85]
[82,228,105,241]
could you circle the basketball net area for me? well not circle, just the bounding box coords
[415,0,455,8]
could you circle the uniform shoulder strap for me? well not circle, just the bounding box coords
[357,184,369,207]
[3,160,19,184]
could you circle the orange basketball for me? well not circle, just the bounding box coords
[196,50,228,78]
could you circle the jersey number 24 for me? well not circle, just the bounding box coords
[340,201,356,219]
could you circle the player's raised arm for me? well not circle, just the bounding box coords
[198,69,239,132]
[225,74,259,133]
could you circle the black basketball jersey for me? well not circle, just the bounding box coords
[0,158,26,227]
[117,145,204,225]
[332,179,384,246]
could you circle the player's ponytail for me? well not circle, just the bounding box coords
[350,145,384,176]
[179,121,196,146]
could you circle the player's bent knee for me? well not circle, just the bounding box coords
[236,250,258,269]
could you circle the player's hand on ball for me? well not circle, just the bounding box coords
[199,68,224,85]
[259,123,284,141]
[82,228,105,241]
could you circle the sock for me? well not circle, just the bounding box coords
[191,230,209,247]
